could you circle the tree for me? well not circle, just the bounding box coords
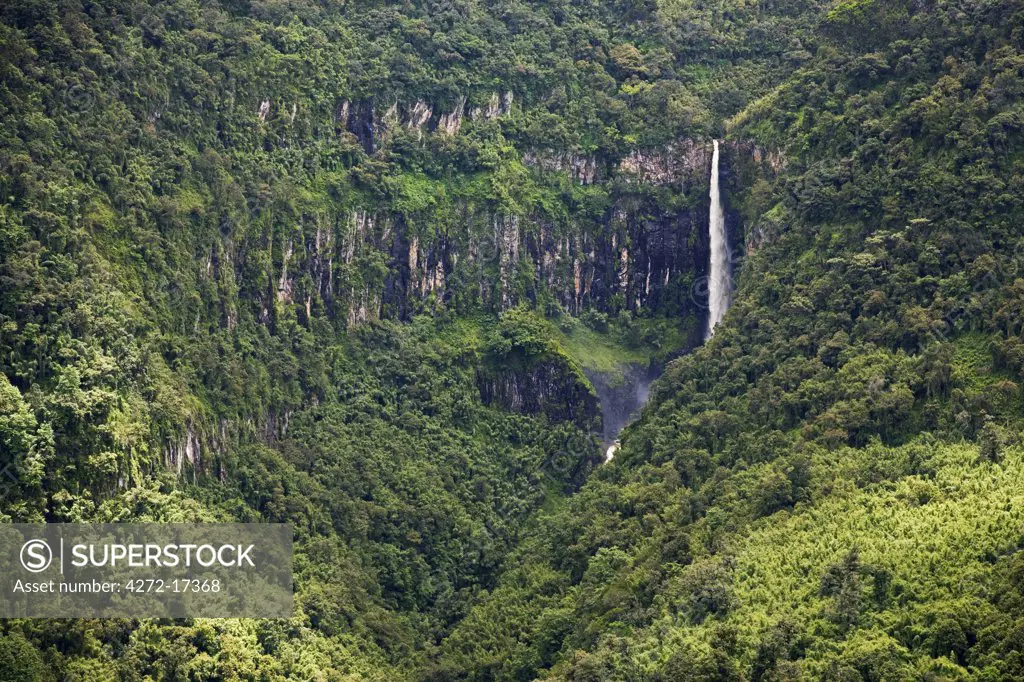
[0,634,44,682]
[979,421,1005,463]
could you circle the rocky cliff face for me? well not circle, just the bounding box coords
[616,140,713,188]
[161,136,780,459]
[167,137,780,465]
[334,92,514,152]
[477,357,600,431]
[253,140,717,330]
[229,94,742,332]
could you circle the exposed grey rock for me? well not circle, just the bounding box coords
[617,139,713,185]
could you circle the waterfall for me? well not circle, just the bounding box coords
[586,364,655,464]
[706,139,730,339]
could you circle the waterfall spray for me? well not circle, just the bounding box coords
[706,139,729,339]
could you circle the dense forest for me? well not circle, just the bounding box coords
[2,0,1024,679]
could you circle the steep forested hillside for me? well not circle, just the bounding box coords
[3,0,1024,679]
[0,0,819,677]
[435,0,1024,679]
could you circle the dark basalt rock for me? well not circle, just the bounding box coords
[476,354,600,431]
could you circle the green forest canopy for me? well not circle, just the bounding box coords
[2,0,1024,679]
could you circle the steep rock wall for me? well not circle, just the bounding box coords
[154,137,784,472]
[250,140,716,329]
[477,357,600,431]
[160,140,786,464]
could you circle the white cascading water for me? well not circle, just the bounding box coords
[604,142,729,465]
[605,441,619,463]
[705,139,729,339]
